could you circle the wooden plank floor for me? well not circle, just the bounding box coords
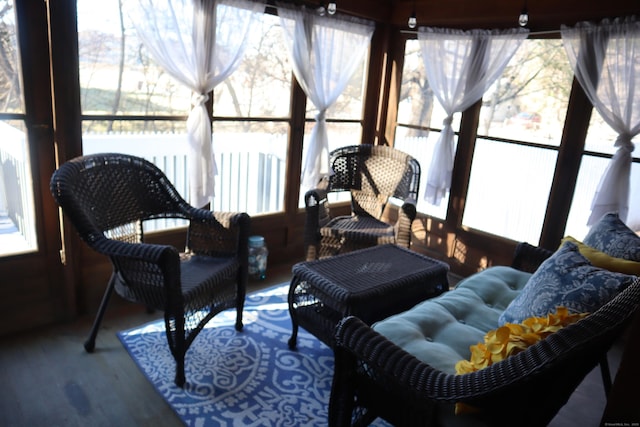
[0,262,622,427]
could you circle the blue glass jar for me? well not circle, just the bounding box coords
[248,235,268,280]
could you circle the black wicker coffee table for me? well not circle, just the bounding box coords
[287,244,449,349]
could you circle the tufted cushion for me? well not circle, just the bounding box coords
[372,266,531,374]
[583,212,640,261]
[499,241,636,325]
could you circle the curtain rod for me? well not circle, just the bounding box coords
[266,2,564,36]
[400,29,561,36]
[265,3,562,36]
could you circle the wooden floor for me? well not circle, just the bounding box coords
[0,261,622,427]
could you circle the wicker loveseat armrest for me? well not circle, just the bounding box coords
[330,315,443,426]
[331,276,640,426]
[510,241,554,273]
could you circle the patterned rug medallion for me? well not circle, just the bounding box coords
[118,284,388,426]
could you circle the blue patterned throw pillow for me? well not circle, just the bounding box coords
[584,212,640,262]
[499,241,636,325]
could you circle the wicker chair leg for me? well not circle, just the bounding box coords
[287,283,300,349]
[599,355,612,396]
[84,273,117,352]
[235,284,245,331]
[235,306,244,331]
[174,356,186,388]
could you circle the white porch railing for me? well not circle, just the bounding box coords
[0,123,37,253]
[82,132,288,216]
[0,130,288,253]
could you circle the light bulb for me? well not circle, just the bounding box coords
[327,2,336,15]
[408,13,417,29]
[518,10,528,27]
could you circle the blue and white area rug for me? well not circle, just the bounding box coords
[118,284,389,426]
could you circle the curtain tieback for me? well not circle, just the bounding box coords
[192,93,210,106]
[442,116,454,127]
[315,110,327,122]
[614,134,635,153]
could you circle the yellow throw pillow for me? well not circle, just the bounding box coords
[454,307,588,415]
[561,236,640,276]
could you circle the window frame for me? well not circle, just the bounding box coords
[388,30,638,270]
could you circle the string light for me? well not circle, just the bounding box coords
[408,1,417,29]
[518,0,529,27]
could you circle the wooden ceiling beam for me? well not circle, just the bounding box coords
[330,0,638,31]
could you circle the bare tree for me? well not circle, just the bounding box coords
[106,0,126,132]
[0,1,21,113]
[480,39,573,135]
[398,41,434,137]
[398,39,573,137]
[400,68,434,137]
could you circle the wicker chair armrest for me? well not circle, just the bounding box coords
[304,187,332,260]
[187,211,250,257]
[92,237,183,309]
[211,211,250,228]
[305,187,331,225]
[92,235,176,264]
[305,185,330,216]
[394,199,417,248]
[92,236,181,292]
[510,241,554,273]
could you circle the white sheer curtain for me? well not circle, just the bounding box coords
[561,16,640,225]
[277,4,374,192]
[417,27,528,205]
[125,0,264,208]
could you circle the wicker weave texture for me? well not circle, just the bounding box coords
[288,244,448,349]
[330,243,640,426]
[50,153,250,387]
[303,145,420,261]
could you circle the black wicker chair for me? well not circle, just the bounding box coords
[303,144,421,261]
[330,243,640,426]
[50,153,250,387]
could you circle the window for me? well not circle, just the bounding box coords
[395,35,637,246]
[565,113,640,239]
[212,12,292,215]
[77,1,292,223]
[0,1,37,256]
[302,66,369,206]
[299,36,370,207]
[395,38,457,219]
[462,38,573,243]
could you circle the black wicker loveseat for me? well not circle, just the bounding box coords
[329,241,640,426]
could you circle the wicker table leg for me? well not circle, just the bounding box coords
[288,276,301,349]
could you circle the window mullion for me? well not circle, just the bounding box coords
[539,78,592,249]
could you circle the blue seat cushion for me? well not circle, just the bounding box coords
[372,266,531,374]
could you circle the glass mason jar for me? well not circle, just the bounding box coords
[248,235,268,280]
